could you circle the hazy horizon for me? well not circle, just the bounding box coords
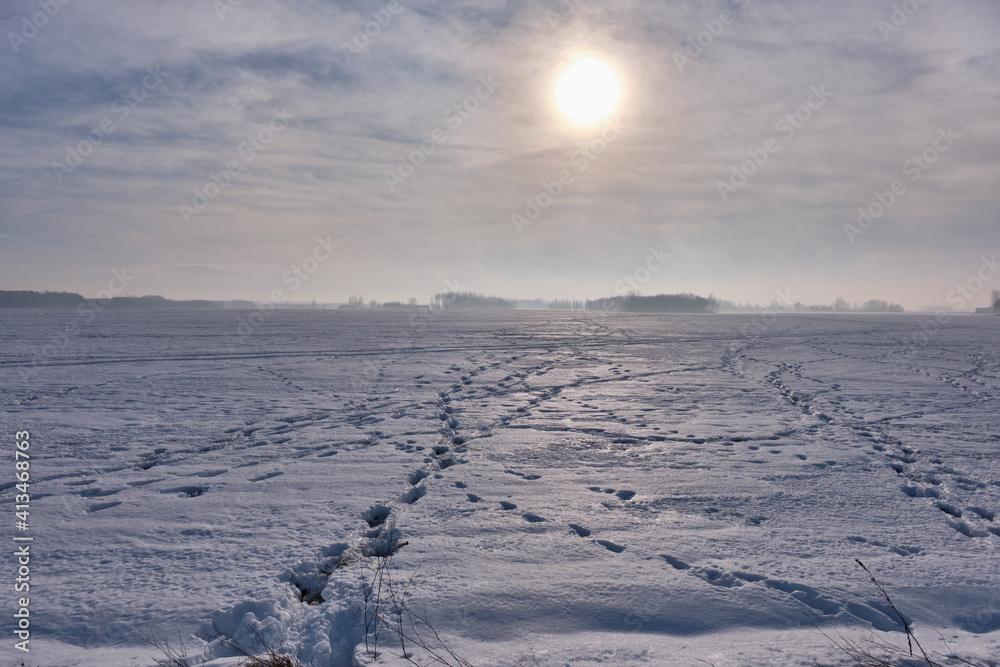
[1,287,990,314]
[2,0,998,311]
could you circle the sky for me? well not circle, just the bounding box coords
[1,0,998,309]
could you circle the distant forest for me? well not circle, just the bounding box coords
[717,297,904,313]
[0,291,85,308]
[431,292,517,309]
[0,291,235,309]
[429,291,719,313]
[586,293,719,313]
[2,290,930,314]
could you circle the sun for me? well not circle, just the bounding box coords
[556,58,620,126]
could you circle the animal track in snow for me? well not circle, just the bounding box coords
[568,524,591,537]
[969,507,995,521]
[505,470,541,480]
[362,504,391,528]
[160,485,207,498]
[661,551,908,631]
[763,579,842,615]
[660,555,690,570]
[127,478,162,487]
[595,539,625,553]
[284,543,349,605]
[195,469,228,478]
[951,520,991,538]
[86,501,122,513]
[901,483,939,499]
[77,487,120,498]
[846,535,922,557]
[693,567,741,588]
[586,486,635,500]
[363,525,404,557]
[936,501,962,518]
[400,485,426,504]
[408,470,430,485]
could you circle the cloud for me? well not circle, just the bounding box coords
[1,0,998,308]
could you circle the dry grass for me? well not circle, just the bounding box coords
[361,551,474,666]
[820,560,990,667]
[147,621,304,667]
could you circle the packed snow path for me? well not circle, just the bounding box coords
[2,310,999,665]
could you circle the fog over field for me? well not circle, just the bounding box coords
[2,0,1000,666]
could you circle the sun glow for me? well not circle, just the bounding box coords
[555,58,620,126]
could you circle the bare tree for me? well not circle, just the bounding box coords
[992,289,1000,313]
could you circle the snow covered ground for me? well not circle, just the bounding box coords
[2,309,999,666]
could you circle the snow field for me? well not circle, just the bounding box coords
[1,310,998,665]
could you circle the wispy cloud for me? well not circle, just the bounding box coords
[1,0,998,307]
